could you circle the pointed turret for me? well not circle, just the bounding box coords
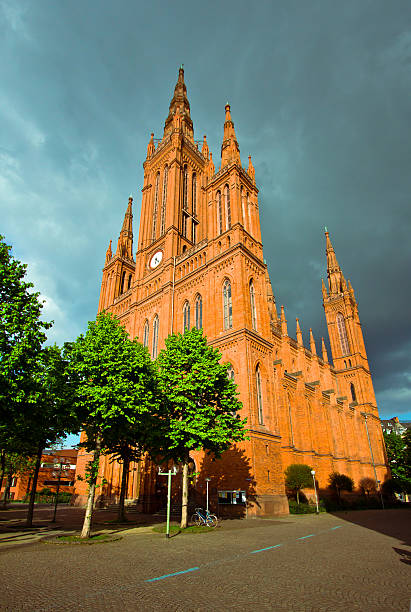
[147,133,155,158]
[309,328,317,356]
[296,318,303,345]
[221,102,241,168]
[208,151,215,177]
[321,337,329,363]
[265,269,278,324]
[116,196,134,261]
[325,229,346,295]
[164,66,193,138]
[247,155,255,182]
[281,305,288,336]
[321,278,328,299]
[201,134,209,159]
[105,239,112,265]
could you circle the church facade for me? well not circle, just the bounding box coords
[74,68,388,516]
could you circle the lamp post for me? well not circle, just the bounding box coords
[205,477,211,513]
[311,470,319,514]
[157,465,178,539]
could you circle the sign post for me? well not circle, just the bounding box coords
[158,466,178,538]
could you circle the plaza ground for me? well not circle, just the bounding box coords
[0,506,410,611]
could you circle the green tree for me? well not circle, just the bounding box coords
[155,328,248,529]
[284,464,313,504]
[328,472,354,503]
[0,452,36,506]
[65,311,158,537]
[383,430,411,495]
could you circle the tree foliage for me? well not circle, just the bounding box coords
[383,430,411,494]
[284,463,313,504]
[65,311,159,535]
[328,472,354,501]
[155,327,248,527]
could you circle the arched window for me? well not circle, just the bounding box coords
[256,366,263,424]
[152,315,159,358]
[336,312,350,356]
[160,165,168,235]
[183,165,188,211]
[121,271,126,294]
[240,186,246,229]
[192,173,197,216]
[143,320,149,348]
[224,184,231,230]
[350,383,357,403]
[195,294,202,329]
[183,301,190,332]
[223,279,232,330]
[227,366,234,381]
[247,192,252,234]
[127,274,132,290]
[152,172,160,240]
[249,279,257,330]
[217,191,222,235]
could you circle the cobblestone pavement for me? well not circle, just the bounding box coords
[0,508,410,611]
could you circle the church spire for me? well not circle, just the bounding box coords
[296,318,303,345]
[221,102,241,168]
[280,305,288,336]
[309,328,317,356]
[247,155,255,182]
[325,229,346,295]
[321,337,329,363]
[146,133,155,159]
[164,65,193,138]
[105,239,112,265]
[116,196,134,261]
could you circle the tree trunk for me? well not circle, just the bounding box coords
[80,437,102,539]
[25,476,32,498]
[2,472,13,507]
[180,461,189,529]
[117,455,130,523]
[0,450,5,495]
[296,489,300,505]
[26,443,43,527]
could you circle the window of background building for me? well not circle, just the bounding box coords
[218,490,246,505]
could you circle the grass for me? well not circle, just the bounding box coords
[152,524,217,534]
[47,533,121,544]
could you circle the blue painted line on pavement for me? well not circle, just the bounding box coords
[250,544,282,554]
[145,567,200,582]
[297,534,315,540]
[330,526,342,530]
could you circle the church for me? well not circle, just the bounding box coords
[75,67,388,516]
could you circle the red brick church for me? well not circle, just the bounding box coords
[75,67,388,515]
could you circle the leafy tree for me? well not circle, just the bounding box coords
[328,472,354,503]
[284,464,313,504]
[359,477,377,497]
[0,452,36,506]
[64,311,158,537]
[155,327,248,529]
[383,430,411,496]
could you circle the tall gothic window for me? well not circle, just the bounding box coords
[350,383,357,403]
[183,165,188,211]
[223,279,232,330]
[227,366,234,382]
[182,213,188,238]
[247,192,252,234]
[152,315,159,358]
[183,301,190,332]
[160,165,168,235]
[143,320,149,348]
[224,184,231,230]
[152,172,160,240]
[240,185,246,229]
[192,173,197,216]
[192,221,197,244]
[217,191,222,235]
[195,294,202,329]
[336,312,350,356]
[256,366,263,424]
[249,279,257,330]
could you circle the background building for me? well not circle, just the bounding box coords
[74,68,388,515]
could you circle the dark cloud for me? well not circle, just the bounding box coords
[1,0,410,420]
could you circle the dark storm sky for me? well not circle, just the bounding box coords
[1,0,410,420]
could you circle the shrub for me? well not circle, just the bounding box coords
[285,464,313,504]
[328,472,354,503]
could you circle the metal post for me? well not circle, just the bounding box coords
[52,459,62,523]
[311,470,319,514]
[362,413,384,509]
[166,469,172,539]
[205,477,211,513]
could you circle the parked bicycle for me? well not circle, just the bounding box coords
[191,507,218,528]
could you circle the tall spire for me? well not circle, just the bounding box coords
[321,337,329,363]
[247,155,255,182]
[147,133,155,159]
[221,102,241,168]
[296,318,303,345]
[265,269,278,324]
[325,229,346,295]
[201,134,209,159]
[116,196,134,261]
[280,305,288,336]
[105,239,112,265]
[309,328,317,356]
[164,66,193,138]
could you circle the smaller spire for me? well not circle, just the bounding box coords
[208,151,215,177]
[309,328,317,356]
[296,318,303,345]
[321,278,328,299]
[105,239,112,264]
[201,134,209,159]
[116,196,133,260]
[348,279,355,299]
[247,155,255,182]
[280,305,288,336]
[147,133,155,158]
[321,337,329,363]
[221,102,241,168]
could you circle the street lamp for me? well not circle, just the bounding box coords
[311,470,319,515]
[157,465,178,539]
[205,477,211,513]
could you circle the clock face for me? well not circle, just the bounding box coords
[149,250,163,269]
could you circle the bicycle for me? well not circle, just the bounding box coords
[191,507,218,528]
